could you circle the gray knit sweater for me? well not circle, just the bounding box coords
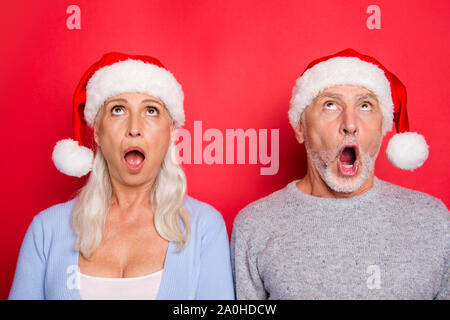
[231,177,449,299]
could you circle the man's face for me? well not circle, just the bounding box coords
[295,85,384,193]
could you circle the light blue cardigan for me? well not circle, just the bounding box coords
[8,196,235,300]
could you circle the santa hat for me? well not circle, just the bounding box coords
[52,52,184,177]
[289,48,428,171]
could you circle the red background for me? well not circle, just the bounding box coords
[1,0,449,299]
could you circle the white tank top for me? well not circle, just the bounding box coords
[78,269,163,300]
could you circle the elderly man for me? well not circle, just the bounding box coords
[231,48,449,299]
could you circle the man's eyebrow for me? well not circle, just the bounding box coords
[355,93,378,102]
[104,98,164,106]
[315,92,344,100]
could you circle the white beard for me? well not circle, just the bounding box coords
[304,135,381,193]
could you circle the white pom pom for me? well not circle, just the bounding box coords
[52,139,94,177]
[385,132,429,171]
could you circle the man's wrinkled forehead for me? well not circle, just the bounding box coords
[313,90,379,104]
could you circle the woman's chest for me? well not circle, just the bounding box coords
[78,222,169,278]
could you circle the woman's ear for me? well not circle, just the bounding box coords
[94,105,105,146]
[93,120,100,146]
[169,122,176,142]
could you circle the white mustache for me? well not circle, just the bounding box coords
[332,135,359,158]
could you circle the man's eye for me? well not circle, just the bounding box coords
[111,105,124,114]
[147,106,159,116]
[361,102,372,111]
[324,102,337,110]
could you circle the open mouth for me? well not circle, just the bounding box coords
[123,146,146,173]
[337,145,359,176]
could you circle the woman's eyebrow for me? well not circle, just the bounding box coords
[105,98,128,105]
[141,98,163,106]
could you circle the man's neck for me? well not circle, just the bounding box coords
[296,167,375,198]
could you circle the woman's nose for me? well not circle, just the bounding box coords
[127,114,143,137]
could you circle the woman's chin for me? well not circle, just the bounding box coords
[119,174,152,187]
[110,165,154,187]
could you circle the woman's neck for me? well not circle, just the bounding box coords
[110,179,154,213]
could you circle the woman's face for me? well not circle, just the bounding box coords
[94,92,174,188]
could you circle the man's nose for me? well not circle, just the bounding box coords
[340,108,357,135]
[128,129,141,137]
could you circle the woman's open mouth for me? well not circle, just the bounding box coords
[123,146,146,173]
[337,145,359,176]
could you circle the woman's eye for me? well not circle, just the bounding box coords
[146,106,159,116]
[361,102,372,111]
[324,102,337,110]
[111,105,124,114]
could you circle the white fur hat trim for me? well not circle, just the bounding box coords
[84,59,184,128]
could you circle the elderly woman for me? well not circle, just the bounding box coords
[9,52,234,300]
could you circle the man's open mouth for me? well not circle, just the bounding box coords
[123,146,146,173]
[337,145,359,176]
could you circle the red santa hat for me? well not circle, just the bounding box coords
[289,48,429,171]
[52,52,184,177]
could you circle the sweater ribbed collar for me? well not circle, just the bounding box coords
[286,176,381,204]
